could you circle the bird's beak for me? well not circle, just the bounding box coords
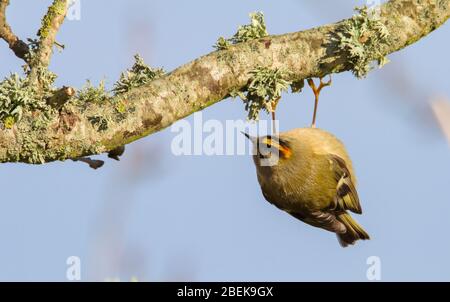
[241,131,257,143]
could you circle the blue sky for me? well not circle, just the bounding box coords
[1,0,450,281]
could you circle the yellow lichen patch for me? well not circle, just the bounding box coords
[3,116,15,129]
[38,0,68,40]
[115,100,127,114]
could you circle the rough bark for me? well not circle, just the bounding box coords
[0,0,449,164]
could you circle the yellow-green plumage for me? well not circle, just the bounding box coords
[250,128,369,247]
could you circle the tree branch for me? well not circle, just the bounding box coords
[0,0,29,61]
[0,0,449,164]
[28,0,68,85]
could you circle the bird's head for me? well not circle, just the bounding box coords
[242,132,292,168]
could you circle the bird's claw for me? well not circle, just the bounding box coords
[307,75,332,128]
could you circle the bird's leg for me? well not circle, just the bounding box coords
[271,110,276,134]
[270,97,281,135]
[307,76,332,128]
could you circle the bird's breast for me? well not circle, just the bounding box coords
[257,165,335,213]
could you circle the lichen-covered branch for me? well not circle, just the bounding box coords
[0,0,29,61]
[0,0,449,164]
[28,0,68,86]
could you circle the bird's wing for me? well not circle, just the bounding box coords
[290,211,346,234]
[328,154,362,214]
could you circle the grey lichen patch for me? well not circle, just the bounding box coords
[5,108,59,163]
[24,38,59,88]
[75,80,110,107]
[232,12,268,43]
[9,132,104,164]
[87,115,109,132]
[232,66,291,120]
[290,79,305,93]
[113,54,165,95]
[216,50,238,67]
[30,111,53,131]
[335,6,391,78]
[0,73,51,128]
[213,37,231,51]
[20,135,47,164]
[214,12,268,50]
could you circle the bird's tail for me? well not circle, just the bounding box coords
[336,213,370,247]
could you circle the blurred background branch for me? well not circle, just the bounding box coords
[431,97,450,146]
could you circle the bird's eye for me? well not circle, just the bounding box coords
[263,137,272,149]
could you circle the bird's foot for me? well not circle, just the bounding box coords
[270,97,281,135]
[307,76,332,128]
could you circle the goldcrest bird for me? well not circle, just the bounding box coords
[244,128,369,247]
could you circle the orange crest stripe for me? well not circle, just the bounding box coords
[262,138,292,159]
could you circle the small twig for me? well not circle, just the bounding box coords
[73,157,105,170]
[47,86,76,109]
[108,146,126,161]
[0,0,29,61]
[54,40,65,49]
[54,40,65,51]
